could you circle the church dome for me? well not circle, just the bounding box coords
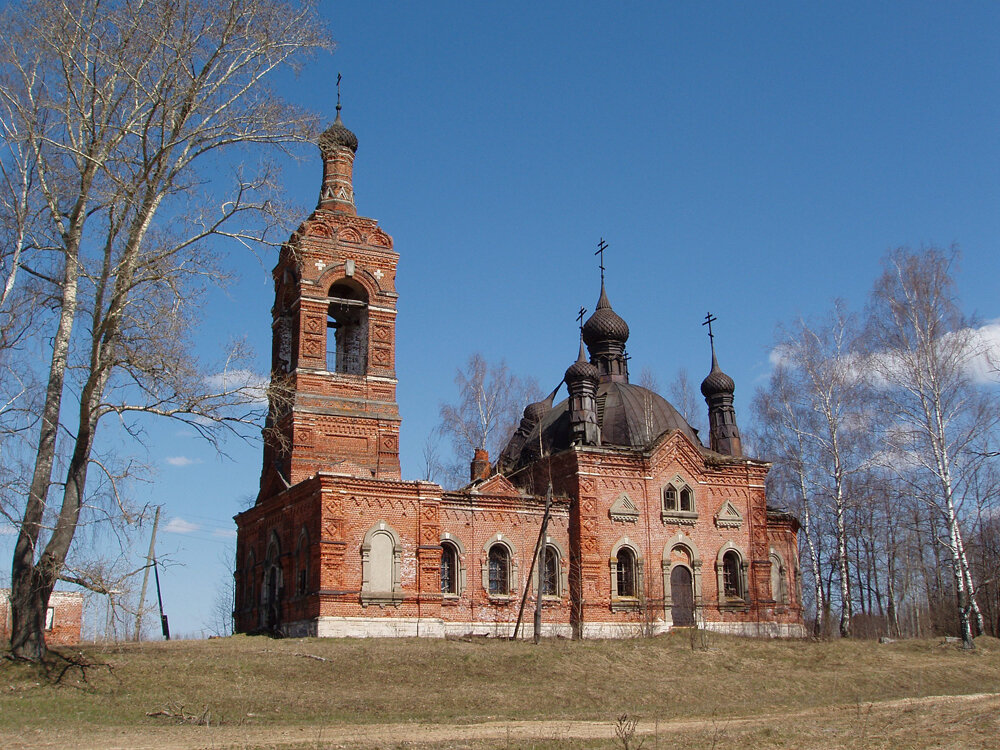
[582,283,629,348]
[499,380,702,471]
[700,355,735,397]
[523,399,550,423]
[319,113,358,154]
[564,339,599,383]
[565,358,599,382]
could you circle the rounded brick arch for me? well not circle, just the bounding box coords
[316,266,380,300]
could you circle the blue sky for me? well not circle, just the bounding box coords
[10,2,1000,638]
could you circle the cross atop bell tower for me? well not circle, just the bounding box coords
[259,97,401,501]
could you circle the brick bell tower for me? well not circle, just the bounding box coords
[258,99,401,501]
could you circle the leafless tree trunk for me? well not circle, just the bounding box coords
[755,303,873,637]
[1,0,330,661]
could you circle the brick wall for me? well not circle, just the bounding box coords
[0,589,84,647]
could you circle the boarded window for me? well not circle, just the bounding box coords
[770,553,785,604]
[369,531,395,592]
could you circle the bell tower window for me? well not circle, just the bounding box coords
[327,280,368,374]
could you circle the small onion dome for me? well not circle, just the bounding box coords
[582,282,629,348]
[565,338,599,382]
[700,354,735,397]
[523,399,550,423]
[318,112,358,154]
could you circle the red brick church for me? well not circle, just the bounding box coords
[233,105,805,639]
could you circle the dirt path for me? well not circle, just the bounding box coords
[5,692,998,749]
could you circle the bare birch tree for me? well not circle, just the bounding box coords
[438,353,540,487]
[1,0,330,660]
[865,247,999,649]
[667,367,708,439]
[753,362,828,635]
[755,303,873,637]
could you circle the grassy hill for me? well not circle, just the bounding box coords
[2,632,999,748]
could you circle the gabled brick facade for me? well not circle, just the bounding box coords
[234,108,805,639]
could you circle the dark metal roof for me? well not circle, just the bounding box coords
[501,381,702,469]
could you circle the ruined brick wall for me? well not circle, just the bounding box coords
[0,590,83,646]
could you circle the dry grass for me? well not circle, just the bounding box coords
[1,632,998,748]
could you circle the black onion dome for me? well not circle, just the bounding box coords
[582,282,629,347]
[564,339,599,382]
[319,113,358,154]
[700,354,735,397]
[524,399,549,422]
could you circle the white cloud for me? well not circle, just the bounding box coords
[163,517,200,534]
[165,456,199,467]
[765,319,1000,386]
[204,368,269,405]
[967,319,1000,384]
[212,528,237,539]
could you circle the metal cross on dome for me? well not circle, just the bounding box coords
[336,72,342,114]
[594,237,609,283]
[703,311,718,356]
[576,306,587,333]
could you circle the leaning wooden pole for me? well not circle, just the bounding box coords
[512,484,552,641]
[532,487,553,644]
[134,506,161,641]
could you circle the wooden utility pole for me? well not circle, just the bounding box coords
[512,484,552,642]
[134,506,161,641]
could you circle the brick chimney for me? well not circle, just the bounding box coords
[470,448,490,481]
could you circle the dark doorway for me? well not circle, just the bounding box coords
[670,566,695,626]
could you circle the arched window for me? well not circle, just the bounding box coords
[661,477,697,523]
[361,522,403,606]
[679,486,694,512]
[616,547,637,598]
[441,541,459,595]
[541,545,559,597]
[262,534,282,630]
[296,529,309,596]
[488,544,510,595]
[770,552,787,604]
[244,549,256,612]
[327,279,368,374]
[662,484,678,511]
[723,550,743,599]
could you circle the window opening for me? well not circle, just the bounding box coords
[679,487,694,512]
[616,547,637,597]
[541,546,559,596]
[663,485,677,511]
[488,544,510,595]
[441,543,458,595]
[327,280,368,374]
[723,550,742,599]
